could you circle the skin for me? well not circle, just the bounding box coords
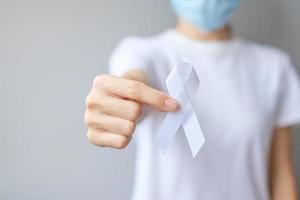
[269,127,298,200]
[84,18,298,199]
[85,73,178,149]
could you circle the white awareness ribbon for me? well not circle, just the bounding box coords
[156,63,205,157]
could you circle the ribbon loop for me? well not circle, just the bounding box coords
[156,63,205,157]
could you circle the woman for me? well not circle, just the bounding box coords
[84,0,300,199]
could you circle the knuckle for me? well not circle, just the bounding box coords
[86,93,107,110]
[127,81,143,99]
[86,131,95,143]
[84,113,94,127]
[93,74,109,85]
[123,121,136,136]
[85,95,96,109]
[114,137,130,149]
[87,131,105,147]
[93,74,111,89]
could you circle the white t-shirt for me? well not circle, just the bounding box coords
[109,30,300,200]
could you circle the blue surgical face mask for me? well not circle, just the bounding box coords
[170,0,240,32]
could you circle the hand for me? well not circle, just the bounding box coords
[84,74,178,149]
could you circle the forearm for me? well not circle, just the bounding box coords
[269,127,298,200]
[270,166,298,200]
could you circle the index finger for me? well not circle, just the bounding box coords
[98,75,178,112]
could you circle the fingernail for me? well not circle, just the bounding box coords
[164,98,178,109]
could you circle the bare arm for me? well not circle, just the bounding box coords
[269,127,298,200]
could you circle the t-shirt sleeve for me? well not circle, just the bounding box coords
[275,54,300,128]
[108,36,149,76]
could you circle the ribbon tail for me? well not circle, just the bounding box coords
[156,110,183,153]
[182,102,206,157]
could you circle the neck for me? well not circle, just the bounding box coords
[176,18,232,41]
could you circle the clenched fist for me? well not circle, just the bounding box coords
[84,71,178,149]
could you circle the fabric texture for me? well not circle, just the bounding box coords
[108,30,300,200]
[170,0,240,32]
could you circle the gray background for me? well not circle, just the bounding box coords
[0,0,299,199]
